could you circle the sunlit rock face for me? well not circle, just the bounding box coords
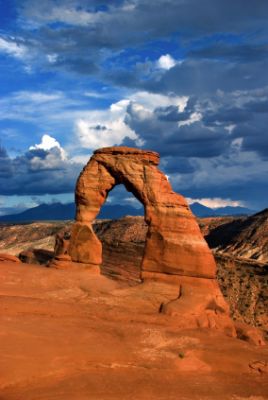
[69,146,216,279]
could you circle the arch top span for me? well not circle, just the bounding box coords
[94,146,160,165]
[68,146,217,280]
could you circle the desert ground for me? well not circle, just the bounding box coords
[0,213,268,399]
[0,259,268,400]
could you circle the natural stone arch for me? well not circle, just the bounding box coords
[68,147,216,279]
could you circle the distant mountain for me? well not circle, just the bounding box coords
[0,202,143,222]
[190,202,216,217]
[0,203,76,222]
[213,206,257,216]
[190,202,256,217]
[97,204,143,219]
[0,200,256,222]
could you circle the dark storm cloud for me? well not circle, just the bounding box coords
[11,0,268,77]
[244,98,268,113]
[103,58,268,100]
[0,145,82,195]
[124,102,230,158]
[188,44,268,63]
[160,123,229,158]
[0,145,12,178]
[146,59,268,96]
[155,97,197,122]
[53,55,98,75]
[160,156,196,175]
[203,107,251,126]
[164,142,268,210]
[19,0,268,42]
[155,105,191,122]
[232,115,268,159]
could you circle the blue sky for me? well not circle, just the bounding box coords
[0,0,267,215]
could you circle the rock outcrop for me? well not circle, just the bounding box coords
[205,209,268,263]
[50,146,236,334]
[68,147,216,279]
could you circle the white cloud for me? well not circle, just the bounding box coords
[157,54,176,70]
[186,197,244,209]
[30,134,67,160]
[75,99,136,150]
[49,7,102,26]
[29,134,60,151]
[20,2,107,27]
[69,154,92,165]
[129,91,188,111]
[14,91,63,103]
[75,91,188,150]
[178,112,202,127]
[76,116,138,149]
[0,37,27,59]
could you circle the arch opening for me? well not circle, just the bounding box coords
[96,184,144,220]
[94,184,147,283]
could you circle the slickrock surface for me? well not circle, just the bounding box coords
[1,260,268,400]
[1,215,268,334]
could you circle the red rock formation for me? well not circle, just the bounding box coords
[49,146,239,335]
[69,147,216,279]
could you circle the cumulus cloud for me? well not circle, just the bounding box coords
[30,134,67,160]
[75,92,187,150]
[157,54,177,70]
[123,96,231,158]
[75,99,139,149]
[0,137,82,196]
[76,117,138,149]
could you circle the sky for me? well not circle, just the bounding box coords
[0,0,267,215]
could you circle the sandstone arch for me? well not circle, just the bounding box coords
[68,146,216,279]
